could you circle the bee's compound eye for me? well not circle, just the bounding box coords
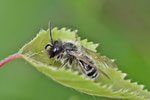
[66,49,70,53]
[45,44,52,51]
[53,48,57,52]
[53,47,61,53]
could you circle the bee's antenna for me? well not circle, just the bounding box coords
[48,21,54,45]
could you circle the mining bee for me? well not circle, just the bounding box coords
[45,22,110,79]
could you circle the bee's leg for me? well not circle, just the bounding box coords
[69,58,73,65]
[57,55,61,60]
[52,54,62,65]
[78,60,87,76]
[52,57,59,65]
[52,60,56,65]
[59,58,69,68]
[60,53,63,59]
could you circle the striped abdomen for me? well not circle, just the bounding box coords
[79,60,98,79]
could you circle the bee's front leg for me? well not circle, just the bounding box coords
[53,54,63,65]
[59,58,70,69]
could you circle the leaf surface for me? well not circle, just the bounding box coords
[19,27,150,100]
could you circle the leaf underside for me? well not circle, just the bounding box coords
[19,27,150,100]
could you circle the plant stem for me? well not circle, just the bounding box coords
[0,54,22,67]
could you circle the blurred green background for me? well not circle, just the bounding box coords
[0,0,150,100]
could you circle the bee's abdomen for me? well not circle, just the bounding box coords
[87,68,98,78]
[79,60,98,79]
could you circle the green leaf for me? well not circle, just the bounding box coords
[18,27,150,100]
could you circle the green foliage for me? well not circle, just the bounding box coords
[19,28,150,100]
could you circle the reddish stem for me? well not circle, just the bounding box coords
[0,54,22,67]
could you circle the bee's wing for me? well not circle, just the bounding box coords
[69,51,111,79]
[81,46,118,69]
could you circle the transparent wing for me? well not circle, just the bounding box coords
[81,46,118,69]
[69,50,111,79]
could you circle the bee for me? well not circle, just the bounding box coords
[45,22,110,79]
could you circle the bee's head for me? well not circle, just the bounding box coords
[45,22,61,58]
[45,40,63,58]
